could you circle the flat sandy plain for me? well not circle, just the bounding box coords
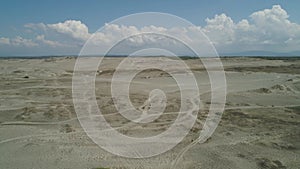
[0,57,299,169]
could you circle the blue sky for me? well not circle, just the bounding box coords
[0,0,300,56]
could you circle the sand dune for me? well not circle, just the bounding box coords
[0,57,299,169]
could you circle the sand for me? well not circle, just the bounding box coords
[0,57,299,169]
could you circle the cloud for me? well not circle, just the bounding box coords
[80,24,210,56]
[0,37,10,45]
[47,20,91,41]
[36,35,66,47]
[1,5,300,55]
[250,5,300,44]
[203,13,235,45]
[12,36,38,47]
[250,5,289,27]
[0,36,38,47]
[201,5,300,52]
[24,20,91,43]
[25,23,47,31]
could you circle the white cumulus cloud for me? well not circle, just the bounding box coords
[47,20,91,41]
[201,5,300,53]
[1,5,300,55]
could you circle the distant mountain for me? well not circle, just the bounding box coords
[220,50,300,57]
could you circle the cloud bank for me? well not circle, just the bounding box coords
[0,5,299,56]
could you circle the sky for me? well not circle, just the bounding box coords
[0,0,300,56]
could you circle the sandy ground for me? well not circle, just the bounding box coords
[0,57,299,169]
